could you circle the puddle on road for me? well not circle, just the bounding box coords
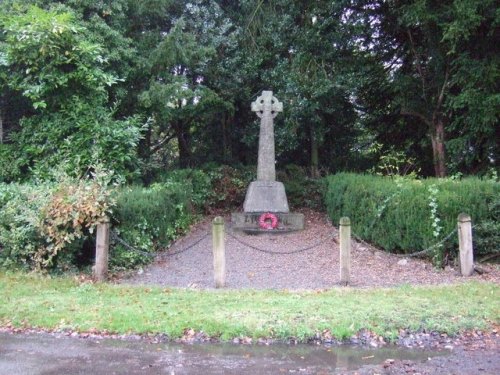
[78,337,449,374]
[0,333,450,375]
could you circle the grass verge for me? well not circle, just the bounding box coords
[0,272,498,342]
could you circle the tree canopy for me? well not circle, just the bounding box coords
[0,0,498,182]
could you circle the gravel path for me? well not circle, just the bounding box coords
[121,209,499,289]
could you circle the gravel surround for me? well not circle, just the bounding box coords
[122,209,499,289]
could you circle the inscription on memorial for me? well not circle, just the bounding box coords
[232,212,304,232]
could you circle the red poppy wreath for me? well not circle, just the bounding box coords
[258,212,278,230]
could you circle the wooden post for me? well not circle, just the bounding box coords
[212,216,226,288]
[94,219,110,282]
[339,217,351,286]
[458,213,474,276]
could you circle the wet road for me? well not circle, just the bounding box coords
[0,332,445,374]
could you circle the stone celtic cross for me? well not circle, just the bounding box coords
[251,91,283,181]
[233,89,304,230]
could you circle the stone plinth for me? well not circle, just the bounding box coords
[243,181,289,213]
[231,212,305,232]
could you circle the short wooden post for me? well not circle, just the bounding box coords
[339,217,351,286]
[212,216,226,288]
[458,213,474,276]
[95,219,110,282]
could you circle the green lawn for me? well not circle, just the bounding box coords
[1,272,498,342]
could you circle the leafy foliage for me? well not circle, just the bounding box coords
[0,144,24,182]
[1,0,498,181]
[158,165,254,212]
[0,182,51,269]
[347,0,499,177]
[0,1,498,276]
[200,165,254,212]
[111,180,193,269]
[325,173,499,265]
[0,4,142,182]
[369,145,421,178]
[474,196,500,256]
[36,170,114,269]
[10,97,143,180]
[0,5,116,110]
[278,165,326,210]
[0,169,114,270]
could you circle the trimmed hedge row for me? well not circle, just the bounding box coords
[110,182,192,269]
[0,166,251,271]
[0,175,196,271]
[325,173,499,263]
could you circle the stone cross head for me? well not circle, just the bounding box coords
[251,91,283,119]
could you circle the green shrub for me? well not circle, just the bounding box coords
[161,164,326,213]
[37,173,114,269]
[1,167,220,271]
[159,165,254,212]
[0,144,23,183]
[1,167,226,272]
[13,100,143,183]
[108,165,254,269]
[279,164,326,210]
[0,169,114,271]
[160,169,213,212]
[111,181,192,269]
[474,196,500,257]
[0,183,50,269]
[202,165,254,211]
[325,173,499,265]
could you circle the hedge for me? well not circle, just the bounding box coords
[0,167,246,271]
[0,183,52,269]
[325,173,499,264]
[0,177,111,271]
[110,181,193,269]
[0,175,196,271]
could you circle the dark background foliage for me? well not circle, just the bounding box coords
[0,0,497,181]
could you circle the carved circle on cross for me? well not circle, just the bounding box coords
[252,91,283,119]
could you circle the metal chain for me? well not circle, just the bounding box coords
[350,233,374,251]
[394,227,458,258]
[226,229,336,255]
[110,230,155,258]
[111,220,474,259]
[352,225,474,259]
[111,229,209,258]
[159,232,210,257]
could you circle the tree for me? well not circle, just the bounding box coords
[1,5,118,110]
[349,0,499,177]
[219,0,360,175]
[137,1,232,171]
[1,0,496,181]
[0,4,142,180]
[441,0,499,174]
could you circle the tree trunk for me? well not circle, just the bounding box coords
[222,114,232,163]
[310,125,320,178]
[430,118,447,177]
[401,109,448,178]
[0,109,3,144]
[175,121,192,168]
[138,119,152,184]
